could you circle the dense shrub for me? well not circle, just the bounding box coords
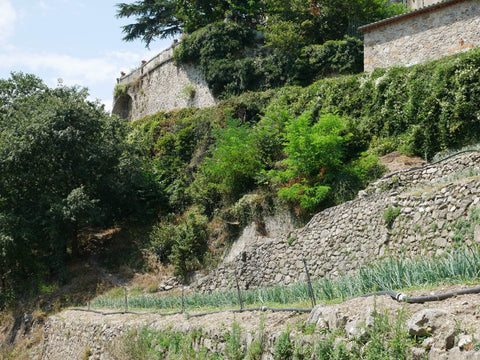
[168,208,209,280]
[174,22,364,97]
[200,115,263,202]
[267,111,382,213]
[307,37,364,77]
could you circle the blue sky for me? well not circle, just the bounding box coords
[0,0,172,111]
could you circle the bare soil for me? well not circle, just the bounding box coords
[380,151,426,174]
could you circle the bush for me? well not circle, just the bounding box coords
[225,321,245,360]
[175,23,365,97]
[270,110,379,213]
[174,22,255,64]
[383,206,401,229]
[0,73,160,289]
[168,208,209,280]
[200,115,263,203]
[307,37,364,77]
[174,22,257,97]
[149,219,177,262]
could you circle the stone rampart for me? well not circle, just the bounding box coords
[112,46,216,122]
[360,0,480,71]
[195,151,480,292]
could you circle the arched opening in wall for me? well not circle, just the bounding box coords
[112,93,133,121]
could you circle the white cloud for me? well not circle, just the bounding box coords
[38,1,48,10]
[0,0,16,43]
[38,1,50,15]
[0,50,118,84]
[0,42,171,106]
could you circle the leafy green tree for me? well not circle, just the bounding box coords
[0,73,159,297]
[273,111,350,213]
[116,0,182,47]
[267,109,382,213]
[201,115,263,202]
[116,0,264,47]
[263,0,405,49]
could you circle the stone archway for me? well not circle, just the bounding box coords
[112,93,132,121]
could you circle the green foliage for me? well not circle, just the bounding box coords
[270,111,379,213]
[315,337,336,359]
[246,317,264,360]
[119,0,401,96]
[356,309,411,359]
[113,83,127,98]
[174,22,255,64]
[149,218,177,262]
[264,19,304,55]
[273,330,293,360]
[175,23,364,97]
[116,0,182,47]
[263,0,405,47]
[452,208,480,245]
[119,327,215,359]
[117,0,404,48]
[174,21,258,97]
[225,320,245,360]
[131,108,212,213]
[116,0,263,47]
[313,309,411,360]
[93,246,480,313]
[168,208,209,280]
[113,48,480,288]
[383,206,401,229]
[201,115,263,202]
[292,342,312,360]
[306,37,364,77]
[177,0,264,34]
[115,310,414,359]
[0,73,159,293]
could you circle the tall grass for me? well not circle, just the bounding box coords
[90,246,480,311]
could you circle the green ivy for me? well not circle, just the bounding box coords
[174,22,364,97]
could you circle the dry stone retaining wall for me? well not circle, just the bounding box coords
[195,152,480,292]
[112,46,216,122]
[38,310,302,360]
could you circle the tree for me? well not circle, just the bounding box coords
[0,73,159,298]
[116,0,182,47]
[263,0,405,49]
[271,111,351,213]
[116,0,264,47]
[201,115,263,202]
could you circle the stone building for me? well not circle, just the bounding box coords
[360,0,480,71]
[398,0,445,10]
[112,45,216,122]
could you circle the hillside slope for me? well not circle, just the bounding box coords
[12,150,480,360]
[194,151,480,292]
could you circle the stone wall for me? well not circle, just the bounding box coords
[407,0,444,9]
[360,0,480,71]
[396,0,443,11]
[195,151,480,292]
[38,310,302,360]
[112,46,216,122]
